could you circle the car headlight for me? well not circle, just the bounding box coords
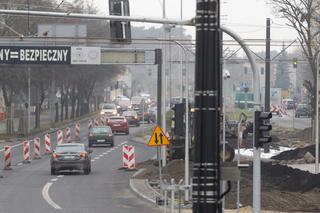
[112,111,117,115]
[100,111,104,115]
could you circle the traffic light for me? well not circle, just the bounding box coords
[293,58,298,68]
[172,103,185,137]
[254,111,272,148]
[109,0,131,44]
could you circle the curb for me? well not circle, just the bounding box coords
[129,168,156,204]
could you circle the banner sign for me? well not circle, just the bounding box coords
[71,47,101,65]
[0,46,71,64]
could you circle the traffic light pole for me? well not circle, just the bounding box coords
[193,1,221,212]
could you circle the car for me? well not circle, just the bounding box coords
[107,116,129,135]
[116,99,132,113]
[50,143,92,175]
[100,103,118,117]
[122,110,140,126]
[88,126,114,147]
[295,107,310,118]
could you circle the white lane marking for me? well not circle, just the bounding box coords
[91,160,95,162]
[51,178,58,182]
[17,163,23,166]
[42,182,62,210]
[57,175,64,178]
[99,154,103,157]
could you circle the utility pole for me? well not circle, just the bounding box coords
[265,18,271,111]
[193,1,221,212]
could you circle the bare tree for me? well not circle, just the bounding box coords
[269,0,320,115]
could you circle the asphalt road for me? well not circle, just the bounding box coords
[0,121,161,213]
[271,110,311,130]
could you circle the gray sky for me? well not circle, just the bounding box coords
[94,0,298,52]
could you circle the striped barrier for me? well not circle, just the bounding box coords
[45,133,51,154]
[100,116,105,126]
[75,122,80,140]
[23,140,31,163]
[94,118,99,126]
[33,137,41,159]
[4,146,12,170]
[57,130,63,144]
[122,145,135,170]
[66,127,71,143]
[88,120,93,136]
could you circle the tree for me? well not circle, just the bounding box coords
[269,0,320,116]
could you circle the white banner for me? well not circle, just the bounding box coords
[71,46,101,65]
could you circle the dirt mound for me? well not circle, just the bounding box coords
[259,162,320,192]
[272,144,319,161]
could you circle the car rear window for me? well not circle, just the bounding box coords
[103,104,115,109]
[92,127,111,134]
[55,145,84,153]
[109,118,125,122]
[123,111,136,116]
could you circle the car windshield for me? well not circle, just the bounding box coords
[55,145,84,153]
[92,127,111,134]
[123,111,136,116]
[103,104,115,109]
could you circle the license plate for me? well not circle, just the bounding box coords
[97,139,105,142]
[64,156,75,159]
[113,124,120,126]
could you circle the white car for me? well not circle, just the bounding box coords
[100,103,117,116]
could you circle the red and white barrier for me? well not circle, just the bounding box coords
[57,130,63,144]
[122,145,135,169]
[100,117,105,126]
[23,140,31,163]
[45,133,51,154]
[88,120,93,135]
[66,127,71,143]
[75,122,80,140]
[4,145,11,170]
[94,118,99,126]
[33,137,41,159]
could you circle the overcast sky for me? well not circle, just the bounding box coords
[94,0,298,52]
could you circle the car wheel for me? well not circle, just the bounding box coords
[84,167,90,175]
[125,131,129,135]
[51,168,57,175]
[110,142,114,147]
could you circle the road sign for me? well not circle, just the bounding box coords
[148,125,170,146]
[0,46,70,64]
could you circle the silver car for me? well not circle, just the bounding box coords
[50,143,92,175]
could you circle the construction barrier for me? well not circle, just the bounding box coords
[66,127,71,143]
[23,140,31,163]
[94,118,99,126]
[33,137,41,159]
[75,122,80,140]
[122,145,135,170]
[57,130,63,144]
[88,120,93,136]
[4,145,11,170]
[45,133,51,154]
[100,116,105,126]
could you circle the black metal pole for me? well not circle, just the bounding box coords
[193,1,221,212]
[265,18,271,111]
[156,48,162,126]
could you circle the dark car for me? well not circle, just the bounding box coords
[122,111,140,126]
[107,116,129,135]
[295,107,310,118]
[50,143,92,175]
[88,126,114,147]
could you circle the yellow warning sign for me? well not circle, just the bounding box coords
[147,125,170,146]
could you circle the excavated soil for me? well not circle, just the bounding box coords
[135,160,320,212]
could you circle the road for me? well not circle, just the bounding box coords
[0,120,161,213]
[271,110,311,130]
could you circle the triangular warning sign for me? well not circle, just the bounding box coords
[147,125,170,146]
